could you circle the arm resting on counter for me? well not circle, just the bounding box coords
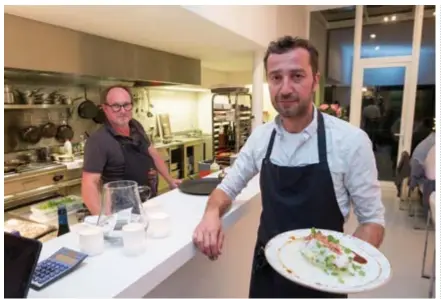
[205,188,233,218]
[81,172,102,215]
[353,223,385,248]
[148,145,174,185]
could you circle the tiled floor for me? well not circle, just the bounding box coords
[345,184,434,298]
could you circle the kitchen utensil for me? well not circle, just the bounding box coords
[93,105,106,124]
[40,115,57,138]
[20,125,42,144]
[78,90,98,119]
[97,180,148,244]
[56,121,74,143]
[178,178,222,196]
[4,84,15,104]
[264,228,392,294]
[36,147,51,162]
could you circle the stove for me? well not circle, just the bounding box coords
[17,162,60,172]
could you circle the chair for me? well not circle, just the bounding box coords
[421,192,436,297]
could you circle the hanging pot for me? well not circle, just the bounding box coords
[78,99,98,119]
[40,116,57,138]
[20,125,42,144]
[56,121,74,143]
[93,105,107,124]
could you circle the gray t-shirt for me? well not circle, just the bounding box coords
[83,119,151,182]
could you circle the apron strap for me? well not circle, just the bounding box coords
[264,129,277,160]
[317,111,328,163]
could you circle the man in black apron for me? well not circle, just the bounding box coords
[193,36,385,298]
[82,86,181,215]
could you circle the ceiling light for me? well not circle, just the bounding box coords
[383,16,389,22]
[391,15,397,21]
[370,33,376,39]
[433,11,436,16]
[362,87,368,92]
[375,46,380,51]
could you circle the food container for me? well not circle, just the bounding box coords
[30,195,83,220]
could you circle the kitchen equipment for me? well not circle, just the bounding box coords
[78,90,98,119]
[36,147,51,162]
[40,116,57,138]
[20,125,42,144]
[178,177,222,196]
[93,105,106,124]
[56,121,74,143]
[97,180,148,244]
[4,84,15,104]
[30,247,88,290]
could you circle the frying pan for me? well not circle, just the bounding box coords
[20,125,42,144]
[56,121,74,142]
[78,99,98,119]
[93,105,106,124]
[40,117,57,138]
[178,178,222,196]
[78,90,98,119]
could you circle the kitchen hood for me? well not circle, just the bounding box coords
[4,68,180,88]
[4,14,201,87]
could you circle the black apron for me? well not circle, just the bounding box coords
[248,111,347,298]
[101,130,158,199]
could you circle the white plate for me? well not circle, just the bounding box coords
[264,229,392,294]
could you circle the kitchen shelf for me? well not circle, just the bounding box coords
[211,88,252,166]
[4,104,72,110]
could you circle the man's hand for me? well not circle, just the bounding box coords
[353,223,385,248]
[168,179,182,189]
[193,210,224,260]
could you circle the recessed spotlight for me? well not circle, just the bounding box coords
[370,33,377,39]
[391,15,397,21]
[433,11,436,16]
[375,46,380,51]
[384,16,389,22]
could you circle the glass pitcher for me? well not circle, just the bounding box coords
[98,180,149,243]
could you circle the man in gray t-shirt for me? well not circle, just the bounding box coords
[82,86,181,215]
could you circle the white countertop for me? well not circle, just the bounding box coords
[28,174,261,298]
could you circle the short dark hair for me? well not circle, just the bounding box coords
[263,36,319,75]
[101,85,133,104]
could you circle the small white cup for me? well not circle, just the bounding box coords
[78,226,104,256]
[143,200,163,214]
[147,212,171,239]
[122,223,146,256]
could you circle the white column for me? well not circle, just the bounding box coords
[252,50,265,131]
[401,5,424,154]
[348,5,363,127]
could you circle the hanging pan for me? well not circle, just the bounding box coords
[56,121,74,142]
[78,89,98,119]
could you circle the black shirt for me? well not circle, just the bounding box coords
[83,119,151,182]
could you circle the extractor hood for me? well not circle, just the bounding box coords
[4,14,201,86]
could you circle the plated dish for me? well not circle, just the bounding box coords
[264,228,392,294]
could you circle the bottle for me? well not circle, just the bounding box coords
[57,205,70,237]
[64,139,73,156]
[210,159,220,173]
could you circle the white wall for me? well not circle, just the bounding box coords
[327,18,436,85]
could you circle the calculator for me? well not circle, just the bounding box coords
[30,247,88,290]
